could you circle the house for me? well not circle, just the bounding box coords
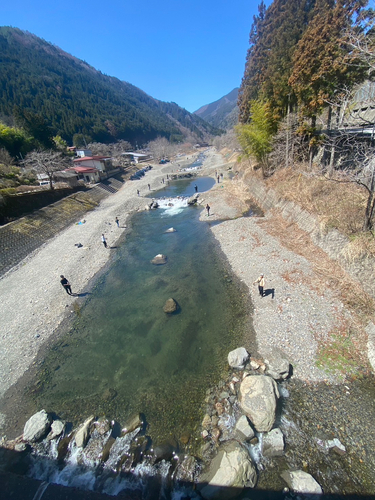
[65,166,100,184]
[73,156,113,173]
[121,152,152,164]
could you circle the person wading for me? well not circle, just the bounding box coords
[253,274,265,297]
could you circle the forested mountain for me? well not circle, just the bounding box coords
[194,88,239,129]
[238,0,371,124]
[0,27,220,145]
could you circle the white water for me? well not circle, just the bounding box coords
[157,196,190,216]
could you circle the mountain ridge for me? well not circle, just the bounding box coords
[0,27,220,145]
[194,88,239,129]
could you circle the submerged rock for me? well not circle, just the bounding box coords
[280,470,323,494]
[163,298,178,313]
[151,254,168,265]
[228,347,249,369]
[198,440,257,499]
[23,410,51,443]
[239,375,279,432]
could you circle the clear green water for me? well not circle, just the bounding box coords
[29,179,247,445]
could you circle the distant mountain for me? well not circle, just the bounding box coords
[194,88,239,129]
[0,27,220,145]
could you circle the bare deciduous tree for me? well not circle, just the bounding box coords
[147,137,177,161]
[23,150,71,190]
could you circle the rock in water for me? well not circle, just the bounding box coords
[262,428,284,457]
[74,415,95,448]
[165,227,177,233]
[235,415,255,441]
[280,470,323,494]
[151,254,167,265]
[228,347,249,369]
[121,413,143,435]
[198,440,257,499]
[47,419,65,440]
[23,410,51,443]
[187,194,199,205]
[163,298,178,313]
[239,375,279,432]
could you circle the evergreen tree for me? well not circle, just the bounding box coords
[289,0,370,119]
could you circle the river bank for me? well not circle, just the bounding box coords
[1,148,375,495]
[0,153,198,430]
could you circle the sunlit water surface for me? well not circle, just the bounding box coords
[25,177,248,445]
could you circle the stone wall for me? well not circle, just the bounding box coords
[0,185,113,278]
[242,171,375,300]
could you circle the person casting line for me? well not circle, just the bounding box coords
[60,275,73,295]
[253,273,265,297]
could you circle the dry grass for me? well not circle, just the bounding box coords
[265,167,373,246]
[257,214,374,375]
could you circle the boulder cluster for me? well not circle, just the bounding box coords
[197,347,323,498]
[0,346,325,499]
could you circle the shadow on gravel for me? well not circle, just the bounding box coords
[263,288,275,298]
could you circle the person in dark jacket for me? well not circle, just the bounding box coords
[60,275,73,295]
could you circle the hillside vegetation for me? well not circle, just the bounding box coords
[235,0,375,234]
[0,27,220,146]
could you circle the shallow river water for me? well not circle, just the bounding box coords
[18,176,251,446]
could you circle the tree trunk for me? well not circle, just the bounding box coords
[363,192,375,231]
[363,168,375,231]
[328,143,336,177]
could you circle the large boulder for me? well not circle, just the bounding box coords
[280,470,323,494]
[198,440,257,500]
[163,298,178,313]
[151,254,167,265]
[74,415,95,448]
[23,410,51,443]
[262,428,284,457]
[239,375,279,432]
[228,348,249,369]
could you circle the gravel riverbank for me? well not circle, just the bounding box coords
[0,153,197,430]
[0,148,369,431]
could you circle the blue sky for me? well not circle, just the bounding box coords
[3,0,264,112]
